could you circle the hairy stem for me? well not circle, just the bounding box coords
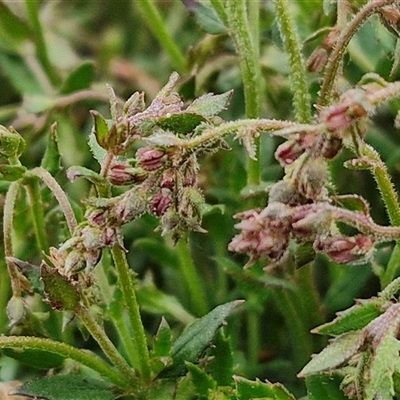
[75,303,139,387]
[225,0,262,185]
[275,0,312,123]
[0,335,130,389]
[318,0,397,106]
[111,244,151,381]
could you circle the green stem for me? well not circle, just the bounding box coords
[75,303,139,387]
[176,239,209,317]
[275,0,311,123]
[24,178,49,253]
[111,244,151,381]
[0,335,129,389]
[135,0,186,73]
[29,168,77,234]
[272,288,313,369]
[25,0,60,87]
[225,0,262,185]
[318,0,397,107]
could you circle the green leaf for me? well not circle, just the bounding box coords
[60,61,95,95]
[40,263,80,311]
[209,330,233,386]
[90,110,110,149]
[41,123,62,175]
[365,336,400,400]
[156,113,206,135]
[187,91,233,117]
[14,375,115,400]
[298,331,365,377]
[183,0,227,35]
[163,300,242,377]
[88,131,107,165]
[305,374,349,400]
[136,284,195,325]
[0,164,26,181]
[152,318,172,358]
[313,298,383,336]
[66,166,106,187]
[186,361,216,397]
[234,376,295,400]
[0,3,31,46]
[3,348,65,370]
[7,257,43,295]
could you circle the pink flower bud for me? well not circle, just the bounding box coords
[160,169,175,189]
[136,147,166,171]
[108,161,147,185]
[314,234,375,264]
[150,189,172,216]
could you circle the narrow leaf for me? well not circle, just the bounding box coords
[298,331,365,377]
[187,91,233,117]
[234,376,295,400]
[186,361,216,397]
[60,61,95,95]
[13,375,115,400]
[41,123,62,175]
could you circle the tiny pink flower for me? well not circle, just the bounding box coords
[150,189,173,216]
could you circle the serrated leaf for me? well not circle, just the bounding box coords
[90,110,109,149]
[298,331,364,377]
[365,336,400,400]
[305,374,349,400]
[152,318,172,358]
[187,91,232,117]
[186,361,216,397]
[88,131,107,165]
[209,330,233,386]
[182,0,226,35]
[4,348,65,370]
[163,300,242,377]
[60,61,95,95]
[0,165,26,181]
[313,299,383,336]
[234,376,295,400]
[40,263,80,311]
[156,113,205,135]
[41,123,62,175]
[13,375,115,400]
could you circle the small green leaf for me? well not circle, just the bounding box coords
[90,110,110,149]
[234,376,295,400]
[41,123,62,175]
[164,300,242,377]
[187,91,233,117]
[0,125,25,158]
[0,164,26,181]
[14,375,115,400]
[186,361,216,397]
[365,336,400,400]
[209,330,234,386]
[183,0,227,35]
[152,318,173,358]
[66,166,107,187]
[88,131,107,165]
[156,113,206,135]
[40,263,80,311]
[298,331,365,377]
[305,374,349,400]
[4,348,65,370]
[60,61,95,95]
[8,257,43,294]
[313,299,383,336]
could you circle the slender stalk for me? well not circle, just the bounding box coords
[176,239,208,317]
[275,0,312,123]
[135,0,186,73]
[75,303,139,387]
[225,0,262,185]
[29,168,77,234]
[24,178,49,253]
[0,335,130,389]
[25,0,60,87]
[318,0,397,106]
[111,244,151,381]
